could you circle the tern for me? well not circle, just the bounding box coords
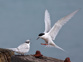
[37,9,79,51]
[8,40,30,55]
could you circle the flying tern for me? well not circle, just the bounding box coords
[37,9,79,51]
[8,40,30,55]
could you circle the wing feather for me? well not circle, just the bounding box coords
[48,9,79,40]
[17,43,28,49]
[44,9,51,33]
[8,48,18,52]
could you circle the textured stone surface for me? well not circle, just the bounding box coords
[0,49,70,62]
[11,55,64,62]
[0,48,14,62]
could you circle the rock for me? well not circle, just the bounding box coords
[11,51,64,62]
[0,49,71,62]
[0,48,14,62]
[11,55,64,62]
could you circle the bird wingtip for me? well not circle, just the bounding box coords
[45,9,48,12]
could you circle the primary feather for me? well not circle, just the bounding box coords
[44,9,51,33]
[48,9,79,40]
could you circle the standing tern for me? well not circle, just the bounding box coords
[8,40,30,55]
[37,9,79,51]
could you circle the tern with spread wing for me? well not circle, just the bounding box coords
[37,9,79,51]
[8,40,30,55]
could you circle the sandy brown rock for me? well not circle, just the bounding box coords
[0,48,14,62]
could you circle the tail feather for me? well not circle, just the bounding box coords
[7,48,18,52]
[54,44,66,52]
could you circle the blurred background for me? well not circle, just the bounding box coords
[0,0,83,62]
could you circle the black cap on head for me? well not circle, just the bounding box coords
[25,40,30,44]
[38,33,45,36]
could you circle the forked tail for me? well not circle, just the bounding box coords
[54,44,66,52]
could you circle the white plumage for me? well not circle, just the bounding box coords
[37,9,79,52]
[8,40,30,55]
[44,9,51,33]
[48,9,79,40]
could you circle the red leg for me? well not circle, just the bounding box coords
[41,43,48,45]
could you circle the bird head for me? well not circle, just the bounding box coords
[25,40,30,44]
[37,33,45,40]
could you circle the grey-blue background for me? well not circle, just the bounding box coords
[0,0,83,62]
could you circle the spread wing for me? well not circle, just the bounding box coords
[44,9,51,33]
[48,9,79,40]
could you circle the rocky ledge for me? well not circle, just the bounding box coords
[0,48,71,62]
[11,50,70,62]
[11,55,64,62]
